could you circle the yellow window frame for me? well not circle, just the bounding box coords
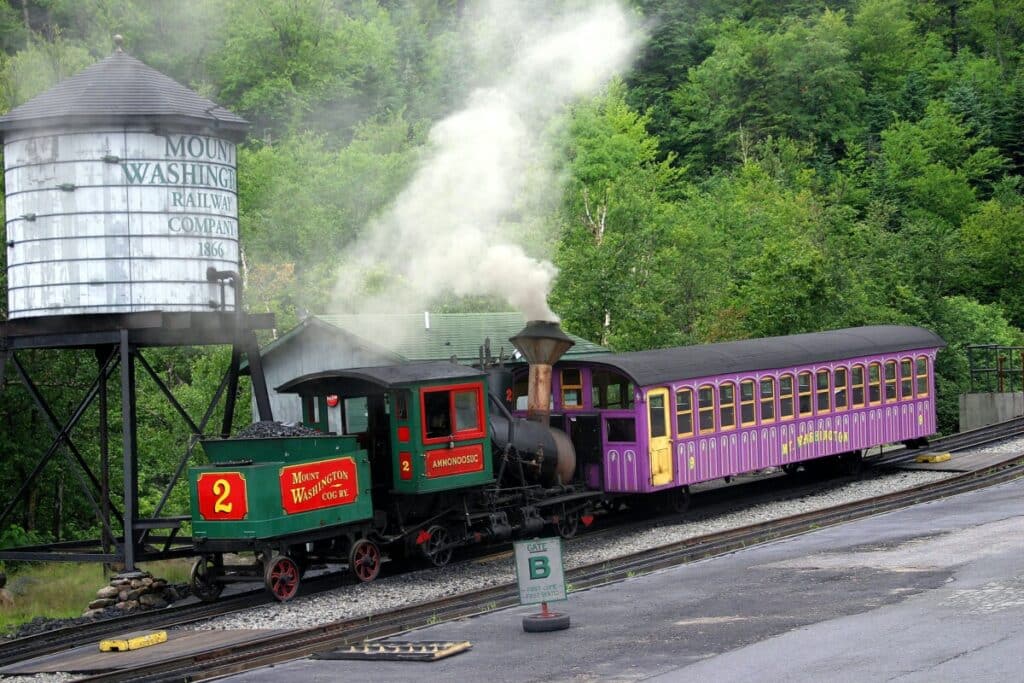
[798,371,813,417]
[759,377,776,424]
[916,356,929,397]
[560,368,584,410]
[834,367,848,411]
[675,388,694,438]
[868,362,882,406]
[900,358,913,399]
[719,382,737,431]
[816,370,831,414]
[740,380,756,427]
[779,374,795,420]
[884,360,898,402]
[698,384,716,434]
[851,364,866,408]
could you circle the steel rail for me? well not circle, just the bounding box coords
[6,416,1023,675]
[77,451,1024,683]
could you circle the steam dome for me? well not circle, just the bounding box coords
[0,43,249,319]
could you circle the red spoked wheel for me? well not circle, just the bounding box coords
[349,539,382,583]
[264,554,301,602]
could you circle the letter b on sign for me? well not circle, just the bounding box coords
[528,556,550,580]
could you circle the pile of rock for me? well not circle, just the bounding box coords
[83,570,181,617]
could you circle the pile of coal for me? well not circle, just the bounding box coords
[234,421,321,438]
[81,570,181,617]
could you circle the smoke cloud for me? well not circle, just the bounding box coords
[331,1,640,322]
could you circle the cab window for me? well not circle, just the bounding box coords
[422,384,485,441]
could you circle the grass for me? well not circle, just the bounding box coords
[0,558,193,636]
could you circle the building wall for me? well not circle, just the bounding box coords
[249,325,392,426]
[959,392,1024,431]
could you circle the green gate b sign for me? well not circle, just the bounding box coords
[514,537,566,605]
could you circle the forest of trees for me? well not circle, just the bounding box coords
[0,0,1022,546]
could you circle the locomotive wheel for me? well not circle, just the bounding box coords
[554,507,580,539]
[190,557,223,603]
[264,555,301,602]
[349,539,382,583]
[781,463,800,475]
[422,525,453,567]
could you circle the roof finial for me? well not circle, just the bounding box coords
[113,34,124,53]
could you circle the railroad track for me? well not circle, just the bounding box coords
[0,569,358,668]
[5,418,1024,679]
[77,450,1024,682]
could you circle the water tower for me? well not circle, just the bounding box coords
[0,38,273,570]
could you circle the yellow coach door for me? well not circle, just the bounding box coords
[648,388,673,486]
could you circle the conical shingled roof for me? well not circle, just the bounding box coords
[0,49,248,140]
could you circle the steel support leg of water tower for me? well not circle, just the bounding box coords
[120,329,139,570]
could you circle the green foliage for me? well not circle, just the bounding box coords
[668,11,865,169]
[0,0,1023,547]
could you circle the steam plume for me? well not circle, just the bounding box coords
[331,1,639,322]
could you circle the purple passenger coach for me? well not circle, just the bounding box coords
[512,326,945,502]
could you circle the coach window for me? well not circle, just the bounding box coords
[884,361,898,402]
[798,372,813,416]
[851,365,866,407]
[901,358,914,398]
[779,374,795,420]
[561,369,583,409]
[868,363,882,405]
[592,369,635,409]
[719,382,736,430]
[606,417,637,443]
[916,356,929,396]
[740,380,756,426]
[698,385,715,434]
[676,388,694,438]
[760,378,775,423]
[816,370,831,413]
[512,372,530,411]
[834,367,848,410]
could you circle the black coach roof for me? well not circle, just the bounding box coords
[277,361,485,395]
[0,48,249,140]
[573,326,945,387]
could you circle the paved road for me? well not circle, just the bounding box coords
[229,476,1024,682]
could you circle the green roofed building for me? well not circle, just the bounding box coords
[251,312,606,425]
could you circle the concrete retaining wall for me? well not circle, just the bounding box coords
[959,392,1024,431]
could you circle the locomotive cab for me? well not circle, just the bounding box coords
[278,361,497,497]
